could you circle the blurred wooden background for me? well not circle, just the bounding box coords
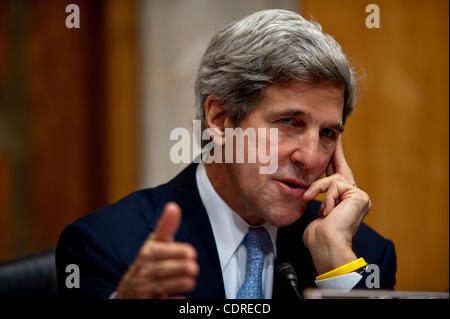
[0,0,138,258]
[0,0,448,292]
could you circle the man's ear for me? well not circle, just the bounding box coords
[203,95,233,146]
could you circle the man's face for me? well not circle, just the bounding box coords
[221,80,345,227]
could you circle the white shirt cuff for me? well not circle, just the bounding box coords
[109,291,117,299]
[315,272,362,291]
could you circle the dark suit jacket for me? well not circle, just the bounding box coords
[56,163,396,299]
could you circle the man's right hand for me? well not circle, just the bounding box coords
[115,202,199,298]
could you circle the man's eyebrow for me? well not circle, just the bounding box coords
[272,109,310,119]
[330,123,344,133]
[271,109,344,132]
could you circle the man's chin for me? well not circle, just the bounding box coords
[264,206,305,228]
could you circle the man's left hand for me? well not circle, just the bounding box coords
[302,135,371,275]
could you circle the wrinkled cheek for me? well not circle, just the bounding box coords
[239,164,266,195]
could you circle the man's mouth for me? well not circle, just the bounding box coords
[283,181,303,189]
[275,178,309,196]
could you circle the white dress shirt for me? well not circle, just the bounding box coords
[195,162,362,298]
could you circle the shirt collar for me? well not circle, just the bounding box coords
[195,162,277,271]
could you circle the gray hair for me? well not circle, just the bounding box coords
[195,9,357,136]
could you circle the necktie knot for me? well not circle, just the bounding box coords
[236,227,273,299]
[243,227,273,257]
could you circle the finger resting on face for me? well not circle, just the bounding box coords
[331,135,355,181]
[304,172,358,203]
[333,135,346,164]
[303,182,323,201]
[304,176,335,200]
[324,183,339,216]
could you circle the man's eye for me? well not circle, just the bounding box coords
[320,128,335,138]
[279,118,295,125]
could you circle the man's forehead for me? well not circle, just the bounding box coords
[263,82,343,108]
[264,80,345,101]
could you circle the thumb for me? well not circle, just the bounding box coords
[152,202,182,242]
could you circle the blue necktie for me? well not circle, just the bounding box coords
[236,227,273,299]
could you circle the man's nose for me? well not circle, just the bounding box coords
[290,132,319,169]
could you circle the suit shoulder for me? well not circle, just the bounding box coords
[74,187,163,232]
[57,186,169,264]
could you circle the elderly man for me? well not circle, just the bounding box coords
[56,9,396,299]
